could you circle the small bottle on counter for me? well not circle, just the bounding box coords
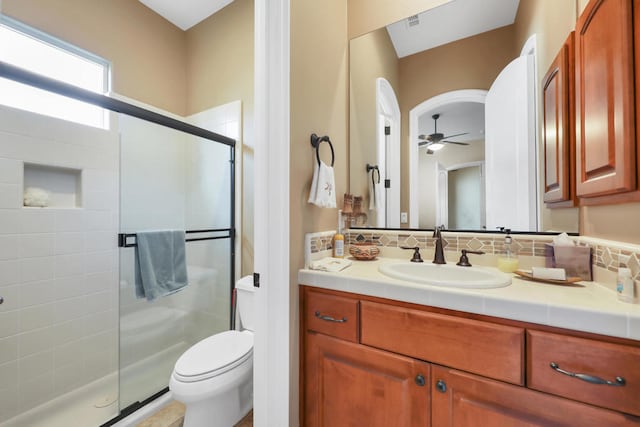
[617,268,635,303]
[497,230,519,273]
[333,210,345,258]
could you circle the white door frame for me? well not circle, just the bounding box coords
[254,0,290,425]
[437,161,486,229]
[375,78,400,228]
[409,89,487,228]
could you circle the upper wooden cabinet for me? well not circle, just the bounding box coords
[543,32,576,207]
[575,0,637,202]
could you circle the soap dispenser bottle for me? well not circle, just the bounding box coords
[333,210,345,258]
[497,229,519,273]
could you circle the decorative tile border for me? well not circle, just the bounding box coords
[306,229,640,282]
[346,230,555,257]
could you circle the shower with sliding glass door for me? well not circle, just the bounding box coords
[0,62,237,427]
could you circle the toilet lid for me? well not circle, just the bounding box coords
[174,330,253,382]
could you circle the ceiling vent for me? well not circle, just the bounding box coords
[406,15,420,28]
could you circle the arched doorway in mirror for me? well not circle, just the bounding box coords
[409,89,488,229]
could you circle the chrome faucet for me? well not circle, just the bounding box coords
[432,226,446,264]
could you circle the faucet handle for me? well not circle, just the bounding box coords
[456,249,485,267]
[401,246,424,263]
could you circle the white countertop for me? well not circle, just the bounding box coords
[298,257,640,341]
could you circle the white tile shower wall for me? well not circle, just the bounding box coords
[0,105,119,420]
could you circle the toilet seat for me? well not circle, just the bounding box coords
[173,330,253,383]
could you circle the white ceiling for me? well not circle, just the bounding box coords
[138,0,234,31]
[418,102,485,143]
[386,0,520,58]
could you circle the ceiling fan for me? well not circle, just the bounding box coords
[418,114,469,152]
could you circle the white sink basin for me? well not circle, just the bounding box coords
[378,262,511,289]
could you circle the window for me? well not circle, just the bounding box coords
[0,16,111,128]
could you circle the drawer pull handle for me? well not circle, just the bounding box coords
[549,362,626,386]
[435,380,447,393]
[415,374,425,387]
[314,311,347,323]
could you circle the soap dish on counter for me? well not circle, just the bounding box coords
[349,243,380,261]
[514,270,583,286]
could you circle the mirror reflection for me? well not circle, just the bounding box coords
[349,0,580,233]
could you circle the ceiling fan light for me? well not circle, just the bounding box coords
[428,143,445,151]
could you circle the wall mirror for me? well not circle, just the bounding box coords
[349,0,580,233]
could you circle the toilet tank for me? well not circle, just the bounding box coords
[236,275,255,331]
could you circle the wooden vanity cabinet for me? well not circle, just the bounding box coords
[543,32,576,207]
[302,289,430,426]
[304,332,431,427]
[575,0,638,203]
[431,365,635,427]
[300,287,640,426]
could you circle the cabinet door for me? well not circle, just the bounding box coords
[431,365,639,427]
[575,0,636,199]
[543,32,575,206]
[304,332,430,427]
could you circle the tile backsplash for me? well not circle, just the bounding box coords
[306,229,640,283]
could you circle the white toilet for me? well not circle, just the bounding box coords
[170,276,255,427]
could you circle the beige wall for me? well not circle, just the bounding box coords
[186,0,255,275]
[398,25,516,221]
[291,0,349,278]
[349,27,399,222]
[186,0,254,117]
[2,0,188,115]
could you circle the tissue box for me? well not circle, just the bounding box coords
[545,243,592,281]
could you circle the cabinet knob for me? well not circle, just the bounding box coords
[414,374,426,387]
[436,379,447,393]
[0,296,3,305]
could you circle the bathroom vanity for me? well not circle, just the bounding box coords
[299,260,640,426]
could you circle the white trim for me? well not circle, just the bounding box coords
[520,33,537,57]
[409,89,487,228]
[253,0,290,426]
[519,34,540,231]
[375,78,401,228]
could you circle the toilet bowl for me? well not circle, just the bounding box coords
[170,276,255,427]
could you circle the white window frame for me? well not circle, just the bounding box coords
[0,15,111,128]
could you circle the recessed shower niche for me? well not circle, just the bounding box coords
[23,162,82,208]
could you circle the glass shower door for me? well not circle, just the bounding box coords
[117,113,233,410]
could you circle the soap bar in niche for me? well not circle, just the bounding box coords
[531,267,566,281]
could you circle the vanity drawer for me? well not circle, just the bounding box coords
[304,290,359,342]
[360,301,524,385]
[527,330,640,416]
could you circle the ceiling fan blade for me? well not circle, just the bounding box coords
[441,132,468,139]
[443,140,469,146]
[418,134,429,140]
[418,140,432,147]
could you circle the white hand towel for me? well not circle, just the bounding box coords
[309,257,353,272]
[368,176,381,211]
[308,160,320,204]
[308,160,336,208]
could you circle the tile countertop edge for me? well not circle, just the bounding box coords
[298,258,640,341]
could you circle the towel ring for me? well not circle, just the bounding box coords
[310,133,335,167]
[366,163,380,184]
